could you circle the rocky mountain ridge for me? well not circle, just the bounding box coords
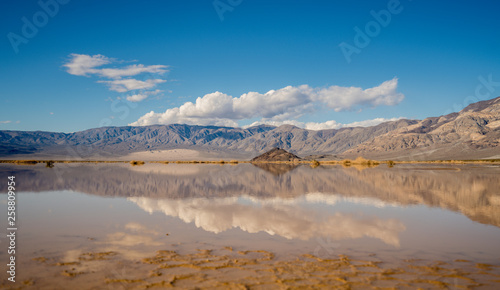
[344,96,500,160]
[1,97,499,160]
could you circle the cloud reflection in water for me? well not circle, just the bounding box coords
[129,193,406,247]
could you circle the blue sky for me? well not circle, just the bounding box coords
[1,0,499,132]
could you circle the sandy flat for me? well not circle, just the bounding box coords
[118,149,252,161]
[119,149,201,161]
[0,148,252,161]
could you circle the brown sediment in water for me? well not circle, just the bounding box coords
[17,248,500,289]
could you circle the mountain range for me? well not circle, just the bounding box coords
[1,97,499,160]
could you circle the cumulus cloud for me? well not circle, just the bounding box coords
[342,117,404,128]
[0,120,12,124]
[304,120,343,130]
[63,53,168,99]
[133,109,239,127]
[314,78,404,111]
[245,117,404,130]
[130,78,404,127]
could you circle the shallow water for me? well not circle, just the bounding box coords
[0,163,499,288]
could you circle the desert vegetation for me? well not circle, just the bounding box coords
[0,158,499,167]
[310,160,320,168]
[0,160,126,164]
[153,160,246,164]
[45,160,55,168]
[14,160,39,165]
[336,157,380,168]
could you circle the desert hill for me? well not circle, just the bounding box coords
[251,147,301,162]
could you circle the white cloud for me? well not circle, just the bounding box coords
[63,54,168,79]
[98,64,168,79]
[343,117,404,128]
[247,117,404,130]
[63,54,111,76]
[132,109,239,127]
[131,78,404,127]
[244,120,306,128]
[63,53,168,94]
[313,78,404,111]
[0,120,12,124]
[304,120,343,130]
[233,86,314,120]
[126,89,164,102]
[126,94,148,102]
[99,79,166,93]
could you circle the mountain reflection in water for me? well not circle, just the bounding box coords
[2,162,500,289]
[1,162,499,228]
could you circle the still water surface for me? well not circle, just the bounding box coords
[0,163,499,288]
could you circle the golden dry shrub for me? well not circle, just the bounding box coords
[310,160,320,168]
[342,159,352,166]
[14,160,39,165]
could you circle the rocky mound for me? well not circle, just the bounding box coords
[251,148,301,162]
